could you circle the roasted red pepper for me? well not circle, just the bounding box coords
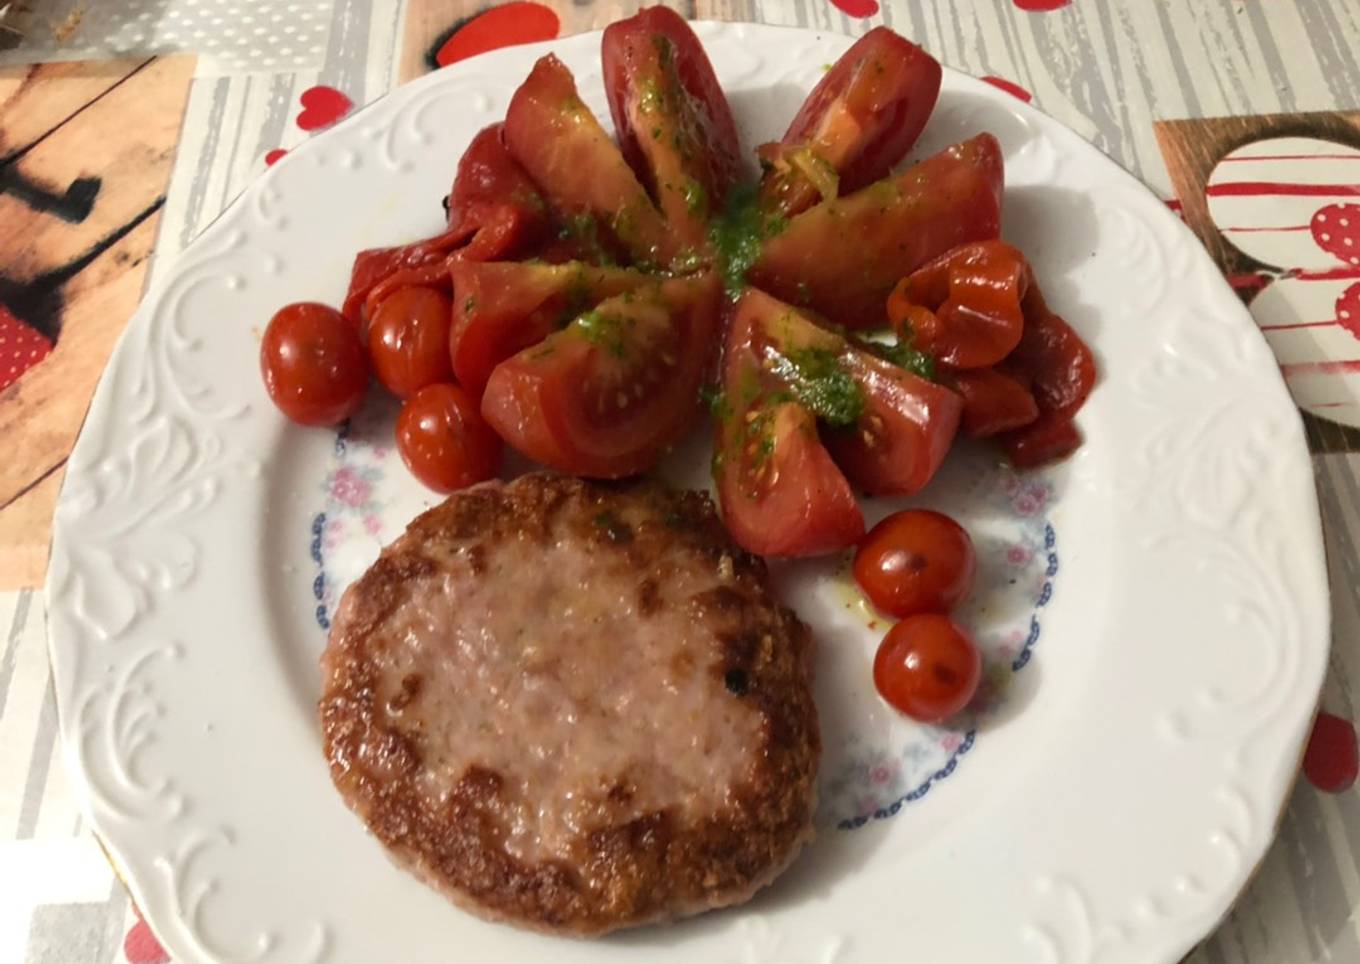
[888,240,1030,370]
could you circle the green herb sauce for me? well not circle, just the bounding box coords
[708,183,788,298]
[767,347,864,427]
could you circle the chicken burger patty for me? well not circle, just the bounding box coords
[318,473,820,935]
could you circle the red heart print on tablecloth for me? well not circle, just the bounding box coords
[1304,711,1359,793]
[0,303,53,392]
[1312,203,1360,269]
[1012,0,1071,10]
[1337,281,1360,341]
[828,0,880,17]
[981,76,1032,103]
[296,85,353,132]
[123,918,169,964]
[434,2,561,68]
[264,148,288,166]
[1206,136,1360,426]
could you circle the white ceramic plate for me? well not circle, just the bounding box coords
[46,22,1329,964]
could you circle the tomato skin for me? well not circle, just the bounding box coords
[889,240,1029,369]
[260,302,369,426]
[396,383,502,494]
[480,272,722,477]
[750,133,1004,329]
[873,614,981,723]
[504,54,679,269]
[367,287,454,399]
[449,260,654,397]
[854,510,976,617]
[759,27,942,218]
[946,367,1038,437]
[603,6,740,247]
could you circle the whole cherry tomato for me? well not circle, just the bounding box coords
[260,302,368,426]
[873,614,981,722]
[853,509,976,616]
[396,383,502,494]
[368,286,454,399]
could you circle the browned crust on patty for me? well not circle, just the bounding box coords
[318,473,820,935]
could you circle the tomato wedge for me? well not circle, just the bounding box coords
[888,240,1030,369]
[729,288,961,497]
[823,350,962,496]
[714,309,864,558]
[481,271,721,477]
[504,53,680,269]
[449,260,656,396]
[750,133,1004,329]
[342,124,548,325]
[945,368,1039,437]
[758,27,942,218]
[603,7,741,249]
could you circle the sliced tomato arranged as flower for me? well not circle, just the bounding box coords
[888,240,1029,369]
[750,133,1004,329]
[758,27,942,218]
[449,260,658,396]
[505,53,680,269]
[714,310,864,558]
[603,6,741,250]
[264,21,1095,517]
[481,271,721,477]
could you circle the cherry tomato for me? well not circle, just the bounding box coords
[367,286,454,399]
[873,614,981,723]
[396,383,502,494]
[854,510,976,617]
[260,302,368,426]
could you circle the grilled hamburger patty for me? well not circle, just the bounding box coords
[319,473,820,935]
